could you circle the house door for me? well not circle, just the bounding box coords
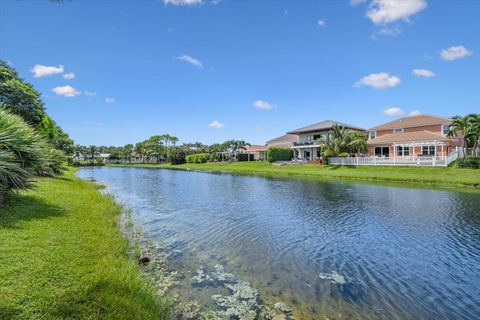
[303,150,310,160]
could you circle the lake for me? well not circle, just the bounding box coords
[77,167,480,319]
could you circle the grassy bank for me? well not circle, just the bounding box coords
[0,170,169,320]
[107,162,480,189]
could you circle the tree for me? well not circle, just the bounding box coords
[147,135,164,163]
[123,144,134,162]
[316,124,366,157]
[0,60,46,126]
[88,145,97,161]
[222,140,250,158]
[448,115,480,156]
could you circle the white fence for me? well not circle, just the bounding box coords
[329,152,459,167]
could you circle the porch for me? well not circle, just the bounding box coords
[291,144,320,161]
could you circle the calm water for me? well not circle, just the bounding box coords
[77,167,480,319]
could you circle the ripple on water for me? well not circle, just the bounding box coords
[77,167,480,320]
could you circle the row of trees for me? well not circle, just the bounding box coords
[315,124,368,157]
[1,61,73,204]
[74,139,252,165]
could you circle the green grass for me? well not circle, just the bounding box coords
[0,170,169,320]
[108,162,480,189]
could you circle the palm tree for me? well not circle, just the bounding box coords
[448,115,478,156]
[466,114,480,156]
[88,145,97,162]
[316,124,366,157]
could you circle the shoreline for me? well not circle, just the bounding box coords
[104,162,480,190]
[0,169,170,319]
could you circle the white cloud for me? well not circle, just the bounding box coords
[355,72,401,89]
[209,120,225,129]
[412,68,435,78]
[52,85,80,97]
[31,64,64,78]
[177,55,203,68]
[366,0,427,25]
[253,99,275,110]
[440,45,473,61]
[410,110,421,116]
[383,106,405,116]
[84,91,97,97]
[164,0,202,5]
[255,126,265,132]
[105,97,115,104]
[317,18,326,27]
[63,72,75,79]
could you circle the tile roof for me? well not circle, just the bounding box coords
[367,130,451,145]
[287,120,366,134]
[369,114,451,131]
[245,145,268,152]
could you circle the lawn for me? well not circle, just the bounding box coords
[107,161,480,189]
[0,170,169,320]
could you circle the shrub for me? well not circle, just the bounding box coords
[338,152,349,157]
[322,149,336,158]
[0,109,49,204]
[185,153,209,164]
[267,147,293,162]
[457,157,480,169]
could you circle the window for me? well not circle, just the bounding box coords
[375,147,389,157]
[422,146,435,155]
[393,128,404,133]
[396,146,410,157]
[313,134,321,140]
[370,131,376,139]
[442,124,450,135]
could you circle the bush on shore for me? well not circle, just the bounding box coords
[267,147,293,162]
[456,157,480,169]
[185,153,209,164]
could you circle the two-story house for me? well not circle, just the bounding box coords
[367,114,461,158]
[286,120,366,161]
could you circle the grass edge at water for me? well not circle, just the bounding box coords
[0,169,170,320]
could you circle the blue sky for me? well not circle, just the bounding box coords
[1,0,479,146]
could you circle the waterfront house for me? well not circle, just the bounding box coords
[286,120,366,161]
[367,114,460,158]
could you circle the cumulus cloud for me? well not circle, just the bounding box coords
[31,64,64,78]
[209,120,225,129]
[52,85,80,97]
[410,110,421,116]
[383,106,405,116]
[253,100,275,110]
[105,97,115,104]
[366,0,427,25]
[440,45,473,61]
[355,72,401,89]
[164,0,202,5]
[63,72,75,79]
[177,55,203,68]
[412,69,435,78]
[84,91,97,97]
[317,18,326,27]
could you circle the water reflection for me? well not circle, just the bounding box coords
[77,167,480,319]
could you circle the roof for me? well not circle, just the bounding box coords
[245,145,268,152]
[369,114,451,131]
[367,130,451,145]
[287,120,366,135]
[266,134,298,146]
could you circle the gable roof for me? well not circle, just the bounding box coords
[367,130,451,145]
[369,114,451,131]
[287,120,366,135]
[266,134,298,146]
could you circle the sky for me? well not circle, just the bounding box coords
[1,0,479,146]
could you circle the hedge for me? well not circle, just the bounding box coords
[185,153,210,164]
[267,147,293,162]
[457,157,480,169]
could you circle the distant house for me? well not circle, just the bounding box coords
[243,145,269,161]
[367,114,460,158]
[266,134,299,148]
[286,120,366,161]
